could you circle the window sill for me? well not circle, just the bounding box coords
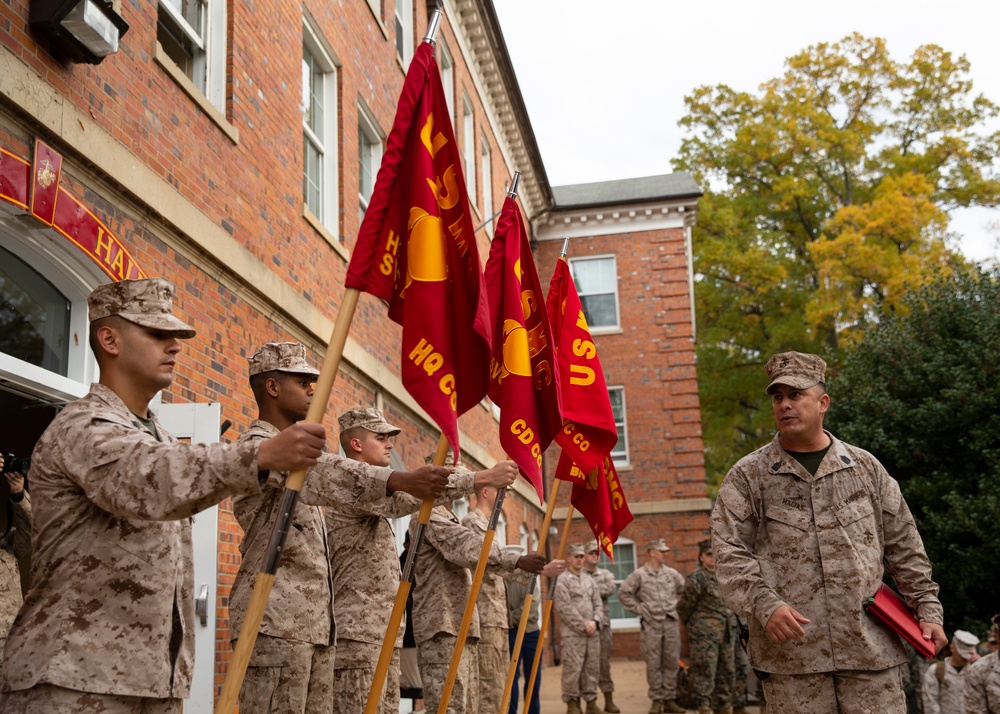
[589,326,623,336]
[304,206,349,262]
[613,461,631,472]
[155,43,239,145]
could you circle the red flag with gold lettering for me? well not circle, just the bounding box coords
[344,42,490,458]
[556,452,634,560]
[545,257,617,474]
[483,196,561,498]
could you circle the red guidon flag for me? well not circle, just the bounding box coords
[545,257,617,474]
[555,452,634,560]
[344,42,491,458]
[484,196,561,498]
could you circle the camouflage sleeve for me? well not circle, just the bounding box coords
[591,579,602,619]
[616,570,646,620]
[424,511,488,569]
[10,491,31,560]
[297,453,392,507]
[340,469,477,519]
[461,511,525,580]
[962,658,995,714]
[676,569,702,624]
[553,576,588,633]
[921,664,941,714]
[874,459,944,624]
[73,416,262,520]
[711,466,786,629]
[595,570,616,599]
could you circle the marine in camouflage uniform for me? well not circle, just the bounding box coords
[327,426,510,714]
[712,351,947,714]
[618,538,687,714]
[921,630,980,714]
[584,540,620,713]
[964,647,1000,714]
[230,344,450,714]
[409,493,544,714]
[554,543,602,714]
[0,464,31,668]
[677,539,736,713]
[0,279,327,712]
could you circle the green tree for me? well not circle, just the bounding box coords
[673,34,1000,483]
[826,268,1000,634]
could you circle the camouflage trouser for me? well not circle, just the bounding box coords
[237,633,335,714]
[331,639,400,714]
[0,683,181,713]
[761,666,906,713]
[478,626,509,713]
[688,625,735,709]
[733,637,751,706]
[417,632,479,713]
[598,624,614,693]
[640,617,680,701]
[560,629,599,703]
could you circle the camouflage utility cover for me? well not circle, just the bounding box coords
[88,278,196,338]
[247,342,320,377]
[337,407,401,435]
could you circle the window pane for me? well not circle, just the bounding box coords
[359,128,373,200]
[608,388,624,421]
[579,293,617,328]
[598,543,636,620]
[573,258,615,294]
[304,139,322,217]
[0,246,70,376]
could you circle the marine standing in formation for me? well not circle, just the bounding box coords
[554,542,602,714]
[712,351,947,712]
[583,541,619,713]
[229,343,450,714]
[618,538,687,714]
[0,279,326,711]
[677,538,738,714]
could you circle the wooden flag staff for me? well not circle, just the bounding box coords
[498,477,562,714]
[215,288,360,714]
[522,505,575,712]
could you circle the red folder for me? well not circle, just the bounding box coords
[863,583,936,658]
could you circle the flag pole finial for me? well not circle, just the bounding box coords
[560,238,569,257]
[506,171,521,199]
[423,8,443,46]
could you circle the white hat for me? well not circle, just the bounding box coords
[953,629,980,659]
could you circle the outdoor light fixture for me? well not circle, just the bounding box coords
[30,0,129,64]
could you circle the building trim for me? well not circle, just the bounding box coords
[553,497,712,521]
[534,197,699,240]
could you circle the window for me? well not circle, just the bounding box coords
[462,94,476,205]
[570,256,620,331]
[597,538,638,628]
[157,0,225,110]
[394,0,413,66]
[480,138,493,236]
[439,41,456,131]
[358,106,383,220]
[302,22,339,232]
[608,386,629,465]
[519,523,529,551]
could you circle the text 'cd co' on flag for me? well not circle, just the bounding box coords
[555,451,634,560]
[344,42,491,458]
[483,195,561,499]
[545,256,618,474]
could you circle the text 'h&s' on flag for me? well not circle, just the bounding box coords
[344,42,491,459]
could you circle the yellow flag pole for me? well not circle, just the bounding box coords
[498,477,562,714]
[522,504,574,712]
[215,288,360,714]
[435,484,508,712]
[364,434,449,713]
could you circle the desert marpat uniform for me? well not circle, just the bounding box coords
[231,419,395,714]
[677,564,736,711]
[328,471,475,714]
[964,651,1000,714]
[0,489,30,663]
[554,569,602,705]
[921,659,968,714]
[1,383,262,705]
[461,508,521,713]
[712,432,944,712]
[409,505,523,714]
[619,562,686,703]
[585,565,616,694]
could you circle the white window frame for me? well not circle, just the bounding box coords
[462,93,476,206]
[394,0,413,67]
[596,537,639,630]
[569,254,621,333]
[608,385,629,466]
[157,0,226,112]
[519,523,529,551]
[480,137,493,237]
[439,40,456,132]
[358,104,384,220]
[302,20,339,234]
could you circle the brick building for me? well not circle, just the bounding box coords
[0,0,709,708]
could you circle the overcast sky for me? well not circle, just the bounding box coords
[492,0,1000,262]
